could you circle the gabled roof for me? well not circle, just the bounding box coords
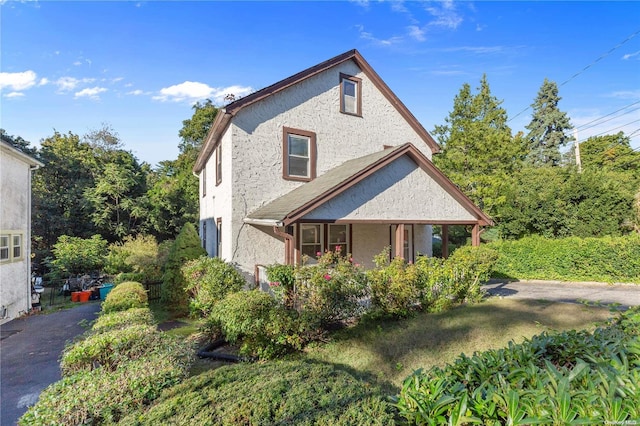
[0,140,44,168]
[193,49,440,173]
[245,143,493,227]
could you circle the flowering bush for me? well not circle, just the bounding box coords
[265,264,295,308]
[295,248,369,327]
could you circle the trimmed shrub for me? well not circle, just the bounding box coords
[118,360,397,425]
[20,350,191,426]
[91,307,155,334]
[101,281,148,314]
[367,255,422,318]
[489,234,640,282]
[208,290,306,359]
[393,307,640,424]
[183,256,245,318]
[161,223,207,314]
[60,324,169,375]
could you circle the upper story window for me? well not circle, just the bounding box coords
[202,167,207,197]
[283,127,317,181]
[340,73,362,116]
[215,144,222,186]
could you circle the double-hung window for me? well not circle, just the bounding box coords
[299,224,351,262]
[340,73,362,116]
[0,233,22,262]
[283,127,316,181]
[215,145,222,186]
[300,224,322,259]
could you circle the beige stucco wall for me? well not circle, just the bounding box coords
[0,145,37,323]
[301,156,477,222]
[200,58,440,279]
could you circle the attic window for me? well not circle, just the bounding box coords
[283,127,317,181]
[340,73,362,116]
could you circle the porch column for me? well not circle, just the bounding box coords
[441,225,449,259]
[274,226,295,265]
[472,224,480,247]
[395,224,405,259]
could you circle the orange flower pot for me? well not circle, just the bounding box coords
[78,291,91,302]
[71,292,82,302]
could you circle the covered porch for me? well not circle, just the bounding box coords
[245,143,492,269]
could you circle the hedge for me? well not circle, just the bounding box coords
[489,234,640,283]
[101,281,149,314]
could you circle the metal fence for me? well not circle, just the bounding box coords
[144,282,162,301]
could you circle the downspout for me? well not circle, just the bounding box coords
[273,226,294,265]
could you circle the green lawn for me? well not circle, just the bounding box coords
[302,298,613,387]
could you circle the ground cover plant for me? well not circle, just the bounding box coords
[119,360,397,426]
[393,306,640,424]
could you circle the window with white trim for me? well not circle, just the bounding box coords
[340,73,362,116]
[12,235,22,259]
[215,144,222,186]
[283,127,316,181]
[0,235,9,261]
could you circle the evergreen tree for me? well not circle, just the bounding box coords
[433,74,524,216]
[161,222,207,314]
[525,79,574,166]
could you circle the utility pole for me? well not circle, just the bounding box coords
[574,129,582,172]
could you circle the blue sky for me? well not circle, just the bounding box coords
[1,1,639,167]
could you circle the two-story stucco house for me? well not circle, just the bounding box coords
[193,49,492,284]
[1,139,43,323]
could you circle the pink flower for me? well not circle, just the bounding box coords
[355,263,361,267]
[269,282,280,287]
[349,257,354,263]
[335,245,342,252]
[316,251,322,257]
[323,274,331,281]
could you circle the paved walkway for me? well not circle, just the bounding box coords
[484,279,640,309]
[0,302,101,426]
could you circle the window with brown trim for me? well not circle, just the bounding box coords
[215,144,222,186]
[298,224,351,263]
[340,73,362,116]
[283,127,317,181]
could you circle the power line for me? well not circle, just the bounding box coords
[575,101,640,131]
[508,28,640,123]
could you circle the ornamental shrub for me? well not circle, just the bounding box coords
[20,350,191,426]
[91,307,155,334]
[208,290,306,359]
[183,256,245,318]
[161,223,207,314]
[367,252,422,319]
[101,281,148,314]
[265,263,296,308]
[118,360,397,425]
[105,234,166,283]
[295,248,369,327]
[60,324,163,375]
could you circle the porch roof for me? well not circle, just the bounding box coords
[244,143,493,227]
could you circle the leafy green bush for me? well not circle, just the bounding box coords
[91,307,155,334]
[367,252,422,318]
[295,248,369,326]
[183,256,245,318]
[208,290,306,359]
[105,234,166,283]
[393,307,640,424]
[60,324,168,375]
[119,360,397,425]
[161,223,207,314]
[489,234,640,282]
[20,350,191,426]
[101,281,148,314]
[266,263,296,308]
[49,234,108,278]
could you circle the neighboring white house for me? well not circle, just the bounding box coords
[0,140,43,324]
[193,49,492,284]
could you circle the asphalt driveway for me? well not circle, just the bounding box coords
[1,302,101,426]
[484,279,640,309]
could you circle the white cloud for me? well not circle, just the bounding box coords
[74,86,107,99]
[407,25,426,42]
[73,61,82,66]
[622,50,640,60]
[39,77,49,86]
[5,91,25,98]
[356,24,403,46]
[55,77,95,92]
[153,81,253,104]
[609,90,640,100]
[424,0,463,30]
[0,70,38,91]
[128,89,144,96]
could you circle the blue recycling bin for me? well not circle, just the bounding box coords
[99,284,114,300]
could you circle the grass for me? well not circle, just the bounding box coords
[302,298,613,387]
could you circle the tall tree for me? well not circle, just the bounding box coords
[433,75,524,216]
[580,132,639,174]
[525,79,574,166]
[0,129,37,156]
[146,100,219,240]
